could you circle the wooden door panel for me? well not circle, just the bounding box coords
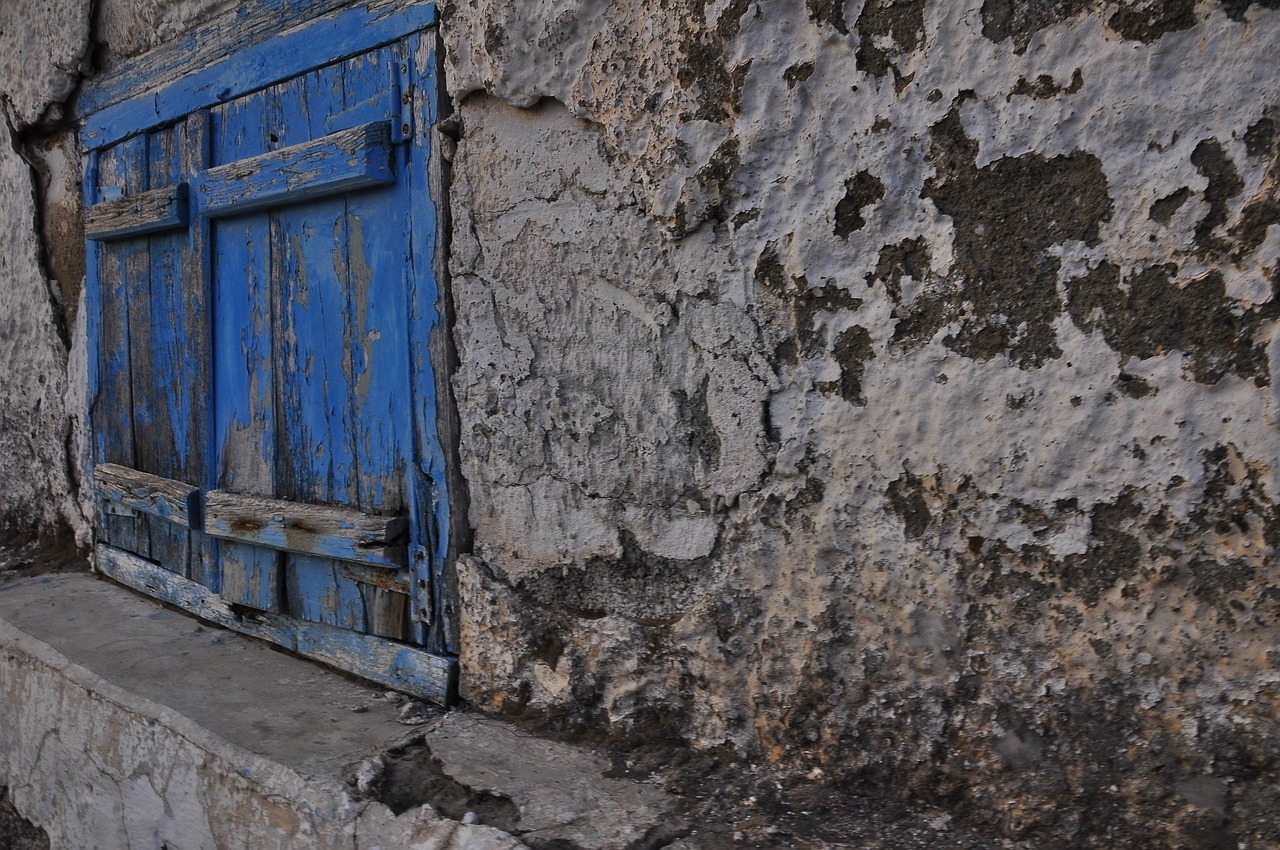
[206,42,417,637]
[212,87,283,610]
[96,136,149,557]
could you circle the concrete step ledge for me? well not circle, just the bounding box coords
[0,573,674,849]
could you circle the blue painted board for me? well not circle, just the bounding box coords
[80,1,437,149]
[343,42,416,639]
[270,62,372,633]
[211,87,282,612]
[141,125,193,575]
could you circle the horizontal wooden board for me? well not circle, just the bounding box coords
[95,462,201,528]
[96,544,456,705]
[204,490,408,568]
[85,184,189,241]
[339,562,411,595]
[198,122,394,218]
[79,0,437,149]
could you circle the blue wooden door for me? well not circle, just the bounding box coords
[83,5,455,697]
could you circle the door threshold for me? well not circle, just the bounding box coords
[95,544,457,706]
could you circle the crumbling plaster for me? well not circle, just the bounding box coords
[443,1,1280,846]
[0,0,94,546]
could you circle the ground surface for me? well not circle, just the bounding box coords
[0,543,1017,849]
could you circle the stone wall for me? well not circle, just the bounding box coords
[0,0,93,547]
[443,2,1280,846]
[0,0,1277,846]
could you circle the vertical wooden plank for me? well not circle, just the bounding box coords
[211,90,281,611]
[141,124,191,575]
[408,31,458,653]
[183,109,215,588]
[344,41,413,640]
[97,137,149,557]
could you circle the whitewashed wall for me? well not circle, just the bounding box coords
[1,1,1277,846]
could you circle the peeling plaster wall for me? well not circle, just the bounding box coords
[444,2,1280,846]
[0,0,93,546]
[0,0,237,548]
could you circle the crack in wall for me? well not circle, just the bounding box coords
[0,0,102,549]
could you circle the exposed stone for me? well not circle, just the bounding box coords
[910,103,1113,368]
[1067,262,1271,385]
[833,170,886,238]
[854,0,928,80]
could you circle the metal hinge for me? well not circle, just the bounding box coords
[392,61,412,143]
[410,543,431,623]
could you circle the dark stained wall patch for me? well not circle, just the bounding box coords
[855,0,927,79]
[834,171,885,238]
[1191,138,1244,253]
[898,104,1113,368]
[1067,262,1271,386]
[816,325,875,406]
[1107,0,1197,42]
[980,0,1092,53]
[806,0,849,34]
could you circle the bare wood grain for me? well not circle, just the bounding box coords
[85,183,188,241]
[205,491,408,568]
[95,462,201,529]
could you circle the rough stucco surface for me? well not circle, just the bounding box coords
[444,2,1280,846]
[0,0,92,546]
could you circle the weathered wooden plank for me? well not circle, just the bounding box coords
[138,125,193,576]
[205,491,409,568]
[84,183,188,241]
[268,63,372,633]
[182,110,215,589]
[211,88,281,609]
[94,463,201,528]
[80,1,437,149]
[198,121,394,219]
[338,43,414,642]
[97,136,149,556]
[408,31,462,653]
[96,544,456,706]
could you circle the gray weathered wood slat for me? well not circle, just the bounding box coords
[85,183,188,241]
[204,491,409,568]
[94,462,201,529]
[181,110,215,588]
[97,544,455,706]
[198,121,394,219]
